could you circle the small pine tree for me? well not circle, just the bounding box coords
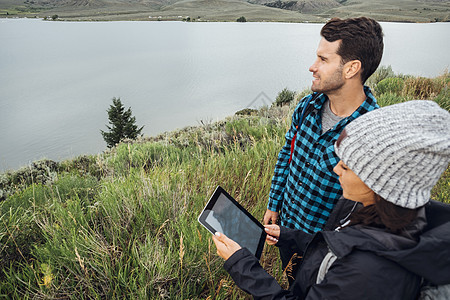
[101,97,144,148]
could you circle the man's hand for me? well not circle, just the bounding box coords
[212,232,242,260]
[264,224,280,245]
[263,209,279,225]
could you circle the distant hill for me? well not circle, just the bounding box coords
[320,0,449,22]
[0,0,448,22]
[258,0,341,14]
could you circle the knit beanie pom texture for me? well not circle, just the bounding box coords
[335,100,450,209]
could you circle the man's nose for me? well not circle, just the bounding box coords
[309,60,318,73]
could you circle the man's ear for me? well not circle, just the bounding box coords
[343,60,362,80]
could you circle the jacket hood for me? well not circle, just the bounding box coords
[323,206,450,285]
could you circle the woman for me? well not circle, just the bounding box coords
[212,100,450,299]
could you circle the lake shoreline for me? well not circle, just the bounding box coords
[1,15,447,24]
[1,20,448,173]
[1,0,449,24]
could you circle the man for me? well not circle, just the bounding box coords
[263,17,383,267]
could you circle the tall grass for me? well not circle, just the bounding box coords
[368,67,449,109]
[1,69,448,299]
[0,116,288,298]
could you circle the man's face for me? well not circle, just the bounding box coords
[309,38,345,94]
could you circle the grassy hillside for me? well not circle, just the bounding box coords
[0,0,323,21]
[0,68,449,298]
[0,0,448,21]
[319,0,450,23]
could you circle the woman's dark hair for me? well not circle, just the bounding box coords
[320,17,384,84]
[335,128,347,148]
[349,194,418,234]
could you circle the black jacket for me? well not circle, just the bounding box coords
[223,199,450,299]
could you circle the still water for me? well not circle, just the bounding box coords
[0,19,448,172]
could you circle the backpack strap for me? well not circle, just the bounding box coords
[288,93,320,164]
[316,247,338,284]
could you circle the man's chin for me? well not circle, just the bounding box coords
[311,80,321,91]
[311,86,321,93]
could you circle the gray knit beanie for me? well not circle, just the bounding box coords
[335,100,450,209]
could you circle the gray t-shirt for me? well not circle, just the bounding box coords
[322,100,344,134]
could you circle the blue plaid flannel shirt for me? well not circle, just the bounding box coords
[268,86,379,233]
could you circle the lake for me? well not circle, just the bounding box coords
[0,19,449,172]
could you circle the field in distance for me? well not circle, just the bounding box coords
[0,0,448,22]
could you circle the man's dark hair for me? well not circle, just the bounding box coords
[321,17,384,83]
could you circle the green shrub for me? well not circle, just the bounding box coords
[236,16,246,22]
[376,92,408,107]
[366,65,395,89]
[275,87,296,107]
[0,159,59,201]
[235,108,258,116]
[59,155,105,179]
[375,77,405,96]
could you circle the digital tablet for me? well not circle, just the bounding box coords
[198,186,266,259]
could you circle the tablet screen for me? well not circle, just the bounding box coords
[198,186,266,259]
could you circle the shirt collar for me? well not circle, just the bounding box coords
[312,86,379,130]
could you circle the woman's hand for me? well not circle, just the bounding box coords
[264,224,280,245]
[212,232,242,260]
